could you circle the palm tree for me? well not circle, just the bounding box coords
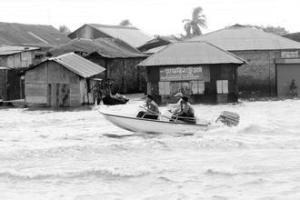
[183,7,207,38]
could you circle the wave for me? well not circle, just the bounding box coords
[0,168,150,181]
[204,168,269,178]
[205,169,237,177]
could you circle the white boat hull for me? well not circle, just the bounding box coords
[101,112,209,134]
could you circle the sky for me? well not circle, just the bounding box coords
[0,0,299,36]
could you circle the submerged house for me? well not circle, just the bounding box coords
[25,53,105,107]
[138,41,245,104]
[68,24,152,48]
[50,38,147,93]
[188,25,300,97]
[0,46,40,101]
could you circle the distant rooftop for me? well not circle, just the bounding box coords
[70,23,152,48]
[138,35,181,53]
[50,38,146,58]
[0,46,39,56]
[138,41,245,67]
[188,25,300,51]
[0,22,70,47]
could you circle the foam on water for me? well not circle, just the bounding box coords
[1,99,300,199]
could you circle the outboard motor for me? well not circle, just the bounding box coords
[216,111,240,127]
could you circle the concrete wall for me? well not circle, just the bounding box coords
[277,63,300,97]
[232,50,279,97]
[232,49,300,97]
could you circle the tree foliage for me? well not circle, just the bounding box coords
[233,24,289,35]
[183,7,207,38]
[258,25,289,35]
[119,19,132,27]
[58,25,71,34]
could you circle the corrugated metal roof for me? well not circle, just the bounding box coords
[284,32,300,42]
[188,26,300,51]
[138,41,245,67]
[50,38,146,58]
[0,46,39,56]
[143,45,167,54]
[88,24,152,48]
[0,22,70,47]
[138,35,181,51]
[50,53,105,78]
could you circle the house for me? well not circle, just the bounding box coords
[50,38,147,93]
[0,46,40,101]
[138,41,245,104]
[138,35,181,54]
[68,24,152,48]
[188,25,300,97]
[25,53,105,107]
[0,22,70,48]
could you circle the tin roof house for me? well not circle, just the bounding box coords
[25,53,105,107]
[0,46,41,102]
[138,41,245,104]
[188,25,300,97]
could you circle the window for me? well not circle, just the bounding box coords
[216,80,228,94]
[191,80,205,94]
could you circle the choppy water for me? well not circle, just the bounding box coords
[1,98,300,200]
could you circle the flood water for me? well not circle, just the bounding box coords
[1,97,300,200]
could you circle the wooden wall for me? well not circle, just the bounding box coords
[0,69,23,101]
[146,64,239,104]
[86,53,146,93]
[0,50,41,101]
[0,69,7,100]
[25,61,82,107]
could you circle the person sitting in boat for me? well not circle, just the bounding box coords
[168,92,183,112]
[136,95,160,120]
[171,96,196,124]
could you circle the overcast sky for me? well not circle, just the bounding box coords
[0,0,299,36]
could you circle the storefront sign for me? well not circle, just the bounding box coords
[160,66,203,81]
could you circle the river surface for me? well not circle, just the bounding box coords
[1,97,300,200]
